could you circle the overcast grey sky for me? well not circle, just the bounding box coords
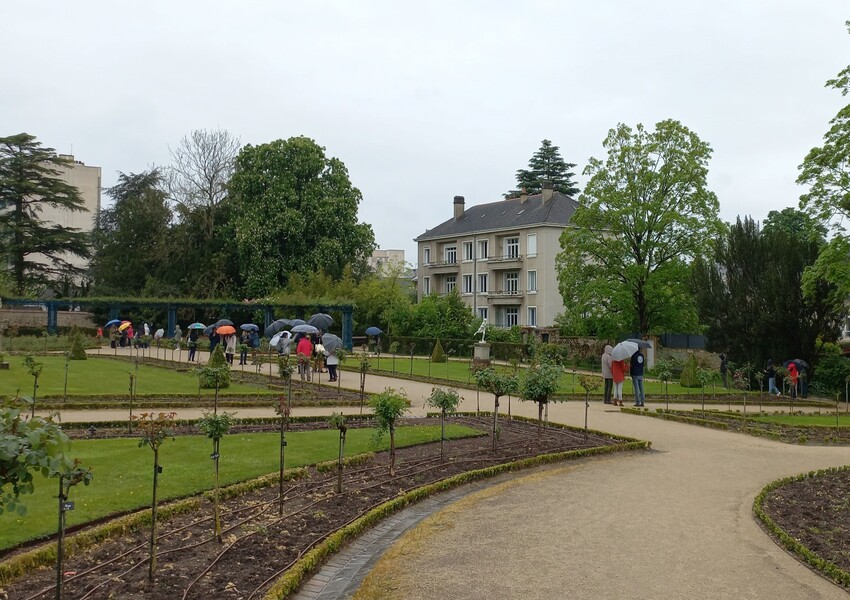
[2,2,848,265]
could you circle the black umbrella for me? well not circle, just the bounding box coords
[203,325,216,336]
[783,359,809,372]
[625,338,652,349]
[307,313,334,331]
[322,333,343,353]
[214,318,234,328]
[291,324,319,335]
[265,319,290,339]
[289,318,307,327]
[365,326,383,336]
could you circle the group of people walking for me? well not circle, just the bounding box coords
[601,345,645,407]
[276,332,339,382]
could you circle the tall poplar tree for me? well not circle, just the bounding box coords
[0,133,90,295]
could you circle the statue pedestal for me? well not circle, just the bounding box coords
[473,342,491,368]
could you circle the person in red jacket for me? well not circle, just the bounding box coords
[611,358,628,407]
[296,334,313,381]
[787,362,798,398]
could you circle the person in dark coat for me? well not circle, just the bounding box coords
[719,354,728,388]
[630,350,645,407]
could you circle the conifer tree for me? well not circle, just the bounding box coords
[0,133,90,294]
[510,139,579,197]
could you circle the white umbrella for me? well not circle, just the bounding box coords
[611,340,639,361]
[270,332,282,347]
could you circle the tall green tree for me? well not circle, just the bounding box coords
[556,119,722,338]
[510,139,579,196]
[89,171,173,295]
[691,216,843,368]
[227,136,376,297]
[0,133,90,295]
[762,207,827,243]
[798,21,850,305]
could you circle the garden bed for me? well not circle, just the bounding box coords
[0,415,647,600]
[756,466,850,588]
[622,407,850,445]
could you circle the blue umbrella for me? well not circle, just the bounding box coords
[188,322,206,330]
[365,326,383,336]
[105,319,121,328]
[240,323,260,331]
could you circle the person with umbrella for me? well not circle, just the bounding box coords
[787,361,799,398]
[611,356,627,406]
[322,334,343,382]
[296,333,313,381]
[630,348,646,407]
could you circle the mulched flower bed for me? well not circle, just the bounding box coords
[624,408,850,445]
[1,416,632,600]
[760,469,850,581]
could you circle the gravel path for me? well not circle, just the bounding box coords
[73,349,849,597]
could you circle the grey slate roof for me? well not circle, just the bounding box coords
[414,191,578,242]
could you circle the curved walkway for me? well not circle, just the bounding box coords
[75,350,850,598]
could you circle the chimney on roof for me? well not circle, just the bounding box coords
[542,180,554,202]
[453,195,465,219]
[520,188,528,204]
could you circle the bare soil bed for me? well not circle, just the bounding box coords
[761,468,850,583]
[2,416,632,600]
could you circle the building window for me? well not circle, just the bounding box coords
[527,233,537,257]
[478,273,488,293]
[477,239,489,260]
[505,272,518,293]
[445,275,456,294]
[527,270,537,293]
[528,306,537,327]
[478,307,488,321]
[462,274,473,294]
[423,276,430,295]
[462,241,473,261]
[423,247,431,265]
[505,237,519,258]
[445,245,457,264]
[505,307,519,327]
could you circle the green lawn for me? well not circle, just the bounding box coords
[0,355,265,397]
[0,423,480,549]
[358,355,734,396]
[750,413,850,426]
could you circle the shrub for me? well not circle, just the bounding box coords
[200,346,231,389]
[68,325,87,361]
[680,354,700,388]
[813,354,850,398]
[431,339,447,363]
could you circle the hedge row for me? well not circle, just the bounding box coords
[753,466,850,588]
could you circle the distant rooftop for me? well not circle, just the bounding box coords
[415,191,578,241]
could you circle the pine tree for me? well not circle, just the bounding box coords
[68,325,87,360]
[510,139,579,197]
[431,339,447,363]
[0,133,91,295]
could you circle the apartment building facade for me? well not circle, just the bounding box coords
[414,186,577,328]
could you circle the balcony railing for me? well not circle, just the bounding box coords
[424,260,459,268]
[487,254,523,264]
[486,290,524,299]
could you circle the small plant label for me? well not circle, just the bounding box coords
[62,501,75,512]
[210,452,220,460]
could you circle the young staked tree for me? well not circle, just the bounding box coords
[510,139,579,196]
[133,411,176,582]
[54,457,92,599]
[0,133,91,295]
[473,367,519,452]
[577,374,602,439]
[519,361,562,439]
[197,411,235,542]
[328,412,348,493]
[557,120,722,339]
[426,387,461,460]
[370,388,409,476]
[23,354,43,418]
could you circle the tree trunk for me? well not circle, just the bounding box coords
[440,410,446,461]
[336,430,346,493]
[492,396,500,452]
[213,438,221,542]
[149,448,160,582]
[55,477,66,600]
[537,402,543,440]
[389,426,396,476]
[279,412,285,516]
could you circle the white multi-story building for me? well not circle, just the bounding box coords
[414,184,577,328]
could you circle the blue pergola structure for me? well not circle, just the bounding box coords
[0,297,355,350]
